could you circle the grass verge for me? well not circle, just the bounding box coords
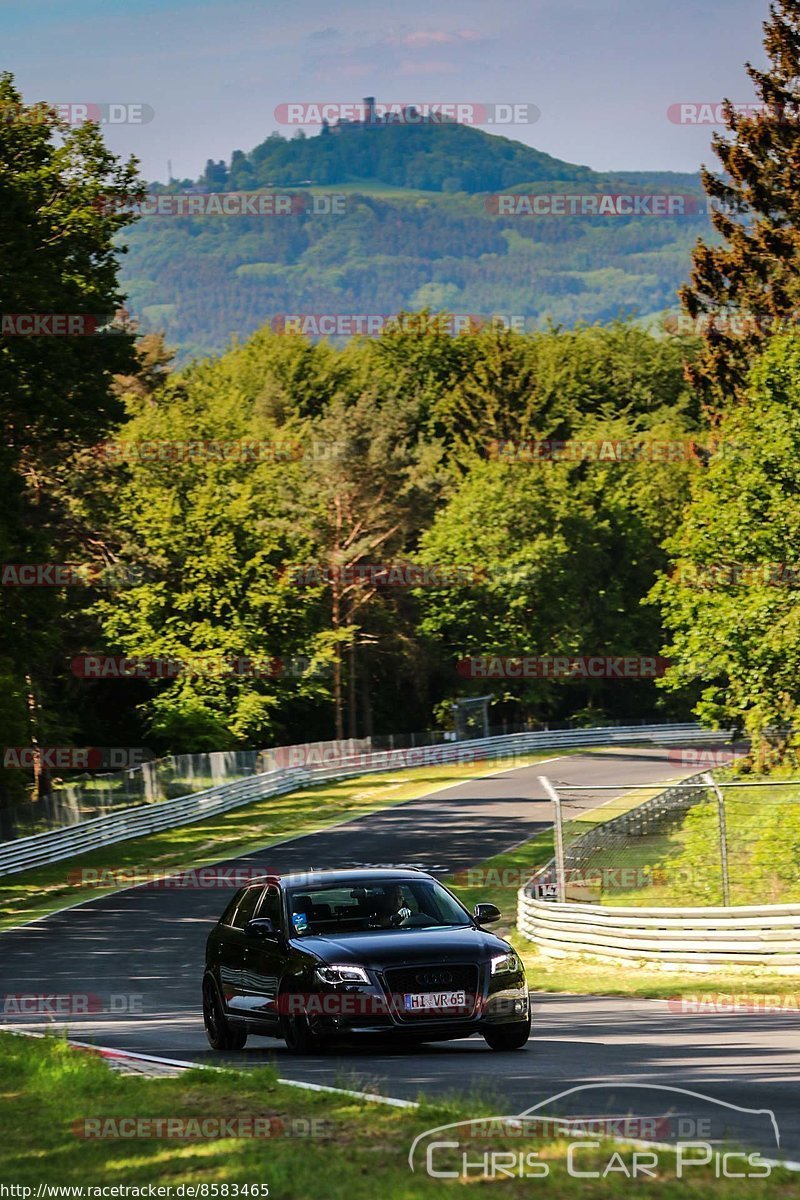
[1,1032,796,1196]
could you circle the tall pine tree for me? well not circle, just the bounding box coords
[680,1,800,411]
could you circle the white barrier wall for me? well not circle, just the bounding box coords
[0,722,729,877]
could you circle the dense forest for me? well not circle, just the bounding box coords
[2,0,800,811]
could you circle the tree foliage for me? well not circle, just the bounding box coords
[654,334,800,747]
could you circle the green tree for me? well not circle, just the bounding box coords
[417,405,698,725]
[0,72,142,802]
[654,334,800,751]
[431,322,697,463]
[89,348,328,752]
[298,390,442,739]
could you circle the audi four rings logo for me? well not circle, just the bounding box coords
[416,971,453,987]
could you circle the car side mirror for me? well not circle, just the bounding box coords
[245,917,279,939]
[474,902,501,924]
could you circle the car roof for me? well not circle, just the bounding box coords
[250,867,431,888]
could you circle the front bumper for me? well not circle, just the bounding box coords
[288,962,529,1037]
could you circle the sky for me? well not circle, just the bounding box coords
[0,0,770,183]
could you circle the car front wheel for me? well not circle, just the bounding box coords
[279,984,329,1054]
[203,977,247,1051]
[483,1016,531,1051]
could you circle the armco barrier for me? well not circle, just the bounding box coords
[517,893,800,970]
[0,723,730,877]
[0,769,309,877]
[517,768,800,971]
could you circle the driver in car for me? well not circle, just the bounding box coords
[370,885,413,927]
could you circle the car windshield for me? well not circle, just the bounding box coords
[286,879,472,936]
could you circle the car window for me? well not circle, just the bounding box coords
[256,885,283,930]
[219,889,245,926]
[229,886,264,930]
[286,879,471,935]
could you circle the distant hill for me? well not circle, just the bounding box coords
[199,118,599,194]
[119,118,711,359]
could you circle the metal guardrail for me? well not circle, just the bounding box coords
[517,768,800,968]
[0,722,729,878]
[0,769,309,877]
[517,895,800,968]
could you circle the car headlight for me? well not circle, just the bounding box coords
[315,963,370,985]
[490,952,521,975]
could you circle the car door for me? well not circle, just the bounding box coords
[239,884,285,1027]
[220,884,265,1016]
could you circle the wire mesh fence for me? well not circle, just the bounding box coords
[536,770,800,908]
[0,750,265,840]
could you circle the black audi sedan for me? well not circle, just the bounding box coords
[202,868,530,1053]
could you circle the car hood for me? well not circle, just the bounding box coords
[292,924,512,967]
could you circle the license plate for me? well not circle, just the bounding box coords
[403,990,467,1011]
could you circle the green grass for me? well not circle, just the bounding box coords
[516,951,800,999]
[2,1032,796,1195]
[0,752,556,932]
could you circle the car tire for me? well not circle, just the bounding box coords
[203,977,247,1051]
[483,1017,531,1051]
[279,985,327,1054]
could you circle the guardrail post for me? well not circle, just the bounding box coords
[703,771,730,906]
[540,776,566,903]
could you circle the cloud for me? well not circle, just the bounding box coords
[390,30,484,48]
[307,27,342,42]
[306,26,484,82]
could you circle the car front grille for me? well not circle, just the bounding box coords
[382,963,481,1021]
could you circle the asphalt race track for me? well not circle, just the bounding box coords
[2,745,798,1161]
